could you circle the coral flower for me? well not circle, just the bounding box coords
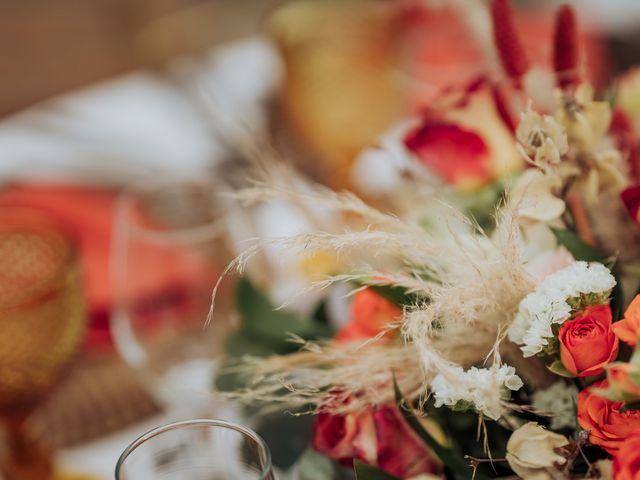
[613,432,640,480]
[335,289,401,344]
[577,380,640,454]
[558,304,618,377]
[613,294,640,346]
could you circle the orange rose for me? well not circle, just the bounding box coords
[335,289,401,344]
[608,363,640,402]
[613,294,640,346]
[577,380,640,454]
[558,305,619,377]
[613,432,640,480]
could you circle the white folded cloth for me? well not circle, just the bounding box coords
[0,36,281,186]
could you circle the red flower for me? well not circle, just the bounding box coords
[335,289,401,344]
[312,401,441,477]
[577,380,640,454]
[490,0,530,83]
[613,432,640,480]
[403,79,522,189]
[553,5,580,89]
[312,406,378,465]
[613,294,640,346]
[404,122,491,188]
[558,304,619,377]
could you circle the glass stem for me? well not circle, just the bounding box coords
[1,417,52,480]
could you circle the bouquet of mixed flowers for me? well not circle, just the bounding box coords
[213,1,640,479]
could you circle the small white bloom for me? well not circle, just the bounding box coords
[531,382,578,430]
[508,261,616,357]
[431,365,523,420]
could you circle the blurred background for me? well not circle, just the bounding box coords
[1,0,640,478]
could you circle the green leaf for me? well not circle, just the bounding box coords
[297,449,337,480]
[354,460,401,480]
[621,401,640,413]
[224,330,285,357]
[550,227,607,263]
[235,278,334,342]
[254,411,314,470]
[393,379,485,480]
[550,227,624,319]
[547,360,574,378]
[366,284,420,308]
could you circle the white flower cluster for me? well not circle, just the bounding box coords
[431,365,523,420]
[508,261,616,357]
[531,382,578,430]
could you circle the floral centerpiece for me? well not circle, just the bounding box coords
[213,1,640,479]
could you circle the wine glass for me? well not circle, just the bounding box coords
[0,207,87,479]
[115,419,275,480]
[110,179,232,412]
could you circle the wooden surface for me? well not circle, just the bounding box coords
[0,0,279,117]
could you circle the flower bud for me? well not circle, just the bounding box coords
[506,423,569,478]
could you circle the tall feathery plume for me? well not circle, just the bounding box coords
[553,5,581,89]
[490,0,530,86]
[213,181,534,420]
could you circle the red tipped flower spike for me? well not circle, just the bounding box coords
[490,0,530,85]
[553,4,581,89]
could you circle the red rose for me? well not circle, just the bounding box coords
[372,406,441,478]
[558,304,618,377]
[312,400,441,477]
[312,406,377,465]
[577,380,640,454]
[335,289,401,344]
[613,432,640,480]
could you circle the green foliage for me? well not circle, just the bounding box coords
[255,411,314,470]
[297,449,338,480]
[234,277,334,351]
[547,360,574,378]
[550,227,607,263]
[620,401,640,413]
[216,278,337,470]
[354,461,401,480]
[365,284,420,308]
[393,380,487,480]
[550,227,624,320]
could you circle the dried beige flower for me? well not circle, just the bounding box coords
[510,169,565,223]
[506,423,569,479]
[556,84,611,149]
[516,106,568,169]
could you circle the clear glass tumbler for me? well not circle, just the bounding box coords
[110,179,233,411]
[115,419,275,480]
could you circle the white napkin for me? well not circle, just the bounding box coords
[0,36,281,186]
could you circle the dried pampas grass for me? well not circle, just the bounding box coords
[213,179,536,418]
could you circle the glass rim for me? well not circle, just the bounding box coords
[114,418,273,480]
[114,178,227,245]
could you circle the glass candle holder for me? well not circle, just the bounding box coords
[115,419,275,480]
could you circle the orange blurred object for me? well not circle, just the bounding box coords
[272,1,606,191]
[0,184,219,350]
[335,289,401,344]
